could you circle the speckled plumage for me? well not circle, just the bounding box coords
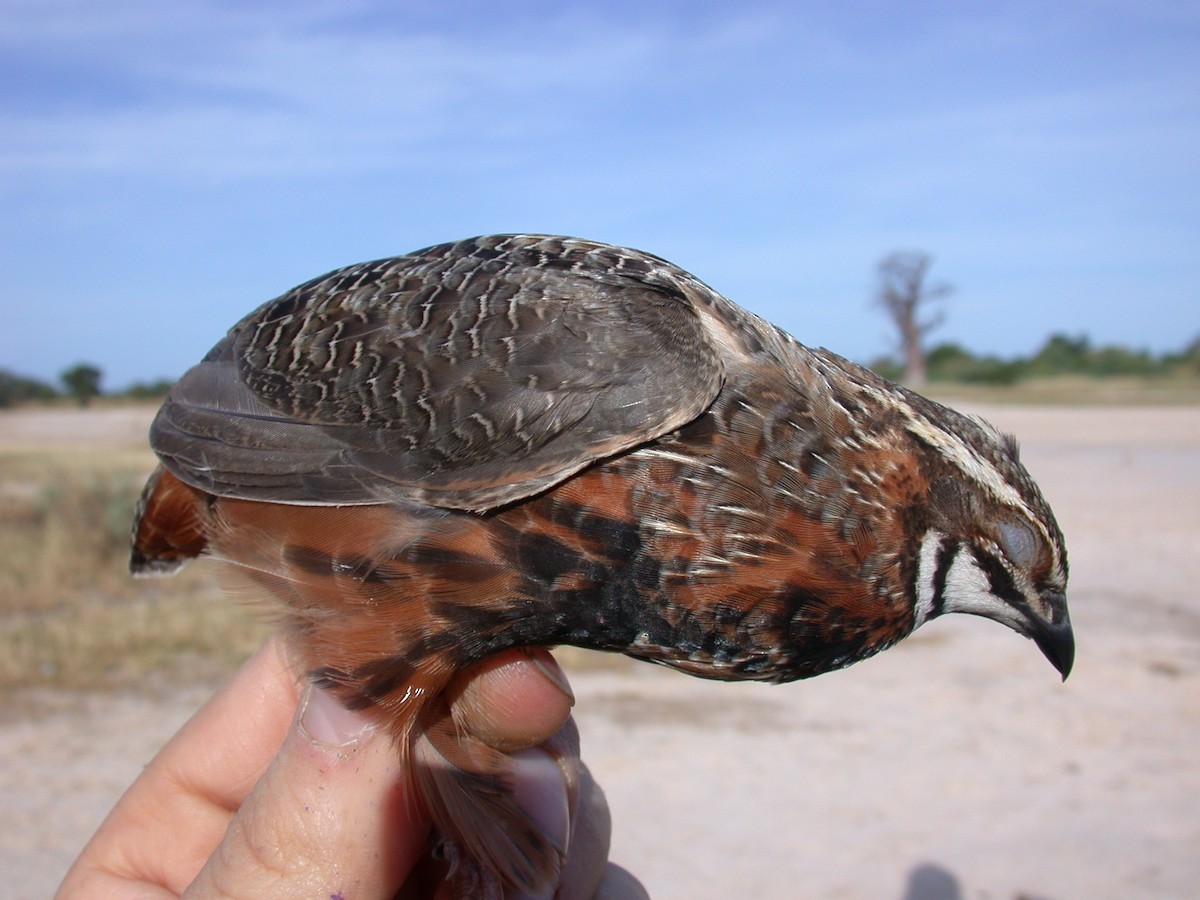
[133,234,1072,897]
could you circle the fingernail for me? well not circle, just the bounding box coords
[508,747,570,899]
[298,684,376,749]
[525,648,575,706]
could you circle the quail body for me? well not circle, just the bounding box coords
[133,234,1073,896]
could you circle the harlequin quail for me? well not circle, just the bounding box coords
[132,234,1073,897]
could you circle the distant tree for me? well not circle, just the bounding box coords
[873,251,952,386]
[0,369,58,407]
[866,355,904,382]
[871,332,1200,385]
[1028,333,1091,376]
[926,342,1021,385]
[1090,344,1157,377]
[1166,334,1200,375]
[925,342,975,378]
[120,378,175,400]
[60,363,103,406]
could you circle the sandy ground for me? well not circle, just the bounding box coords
[2,403,1198,899]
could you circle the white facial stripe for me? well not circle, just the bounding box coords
[903,415,1026,511]
[913,529,947,628]
[850,378,1028,511]
[943,549,1026,632]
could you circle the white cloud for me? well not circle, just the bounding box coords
[2,1,773,179]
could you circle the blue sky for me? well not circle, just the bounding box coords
[2,0,1197,389]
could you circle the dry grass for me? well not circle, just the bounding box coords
[923,373,1200,406]
[0,408,270,698]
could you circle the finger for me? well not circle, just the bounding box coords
[447,647,575,752]
[505,735,649,900]
[594,864,651,900]
[184,682,429,900]
[443,649,584,897]
[58,633,300,897]
[549,760,608,900]
[453,647,580,870]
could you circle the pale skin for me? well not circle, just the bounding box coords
[58,633,646,899]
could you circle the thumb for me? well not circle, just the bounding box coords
[183,685,430,900]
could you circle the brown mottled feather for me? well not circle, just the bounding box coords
[132,234,1072,897]
[130,466,209,574]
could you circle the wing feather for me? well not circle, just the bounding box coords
[151,235,727,510]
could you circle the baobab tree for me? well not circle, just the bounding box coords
[874,251,952,386]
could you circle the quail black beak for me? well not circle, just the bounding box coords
[1029,593,1074,680]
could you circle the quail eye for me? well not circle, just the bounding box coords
[997,518,1040,569]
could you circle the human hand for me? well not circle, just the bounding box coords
[56,632,646,898]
